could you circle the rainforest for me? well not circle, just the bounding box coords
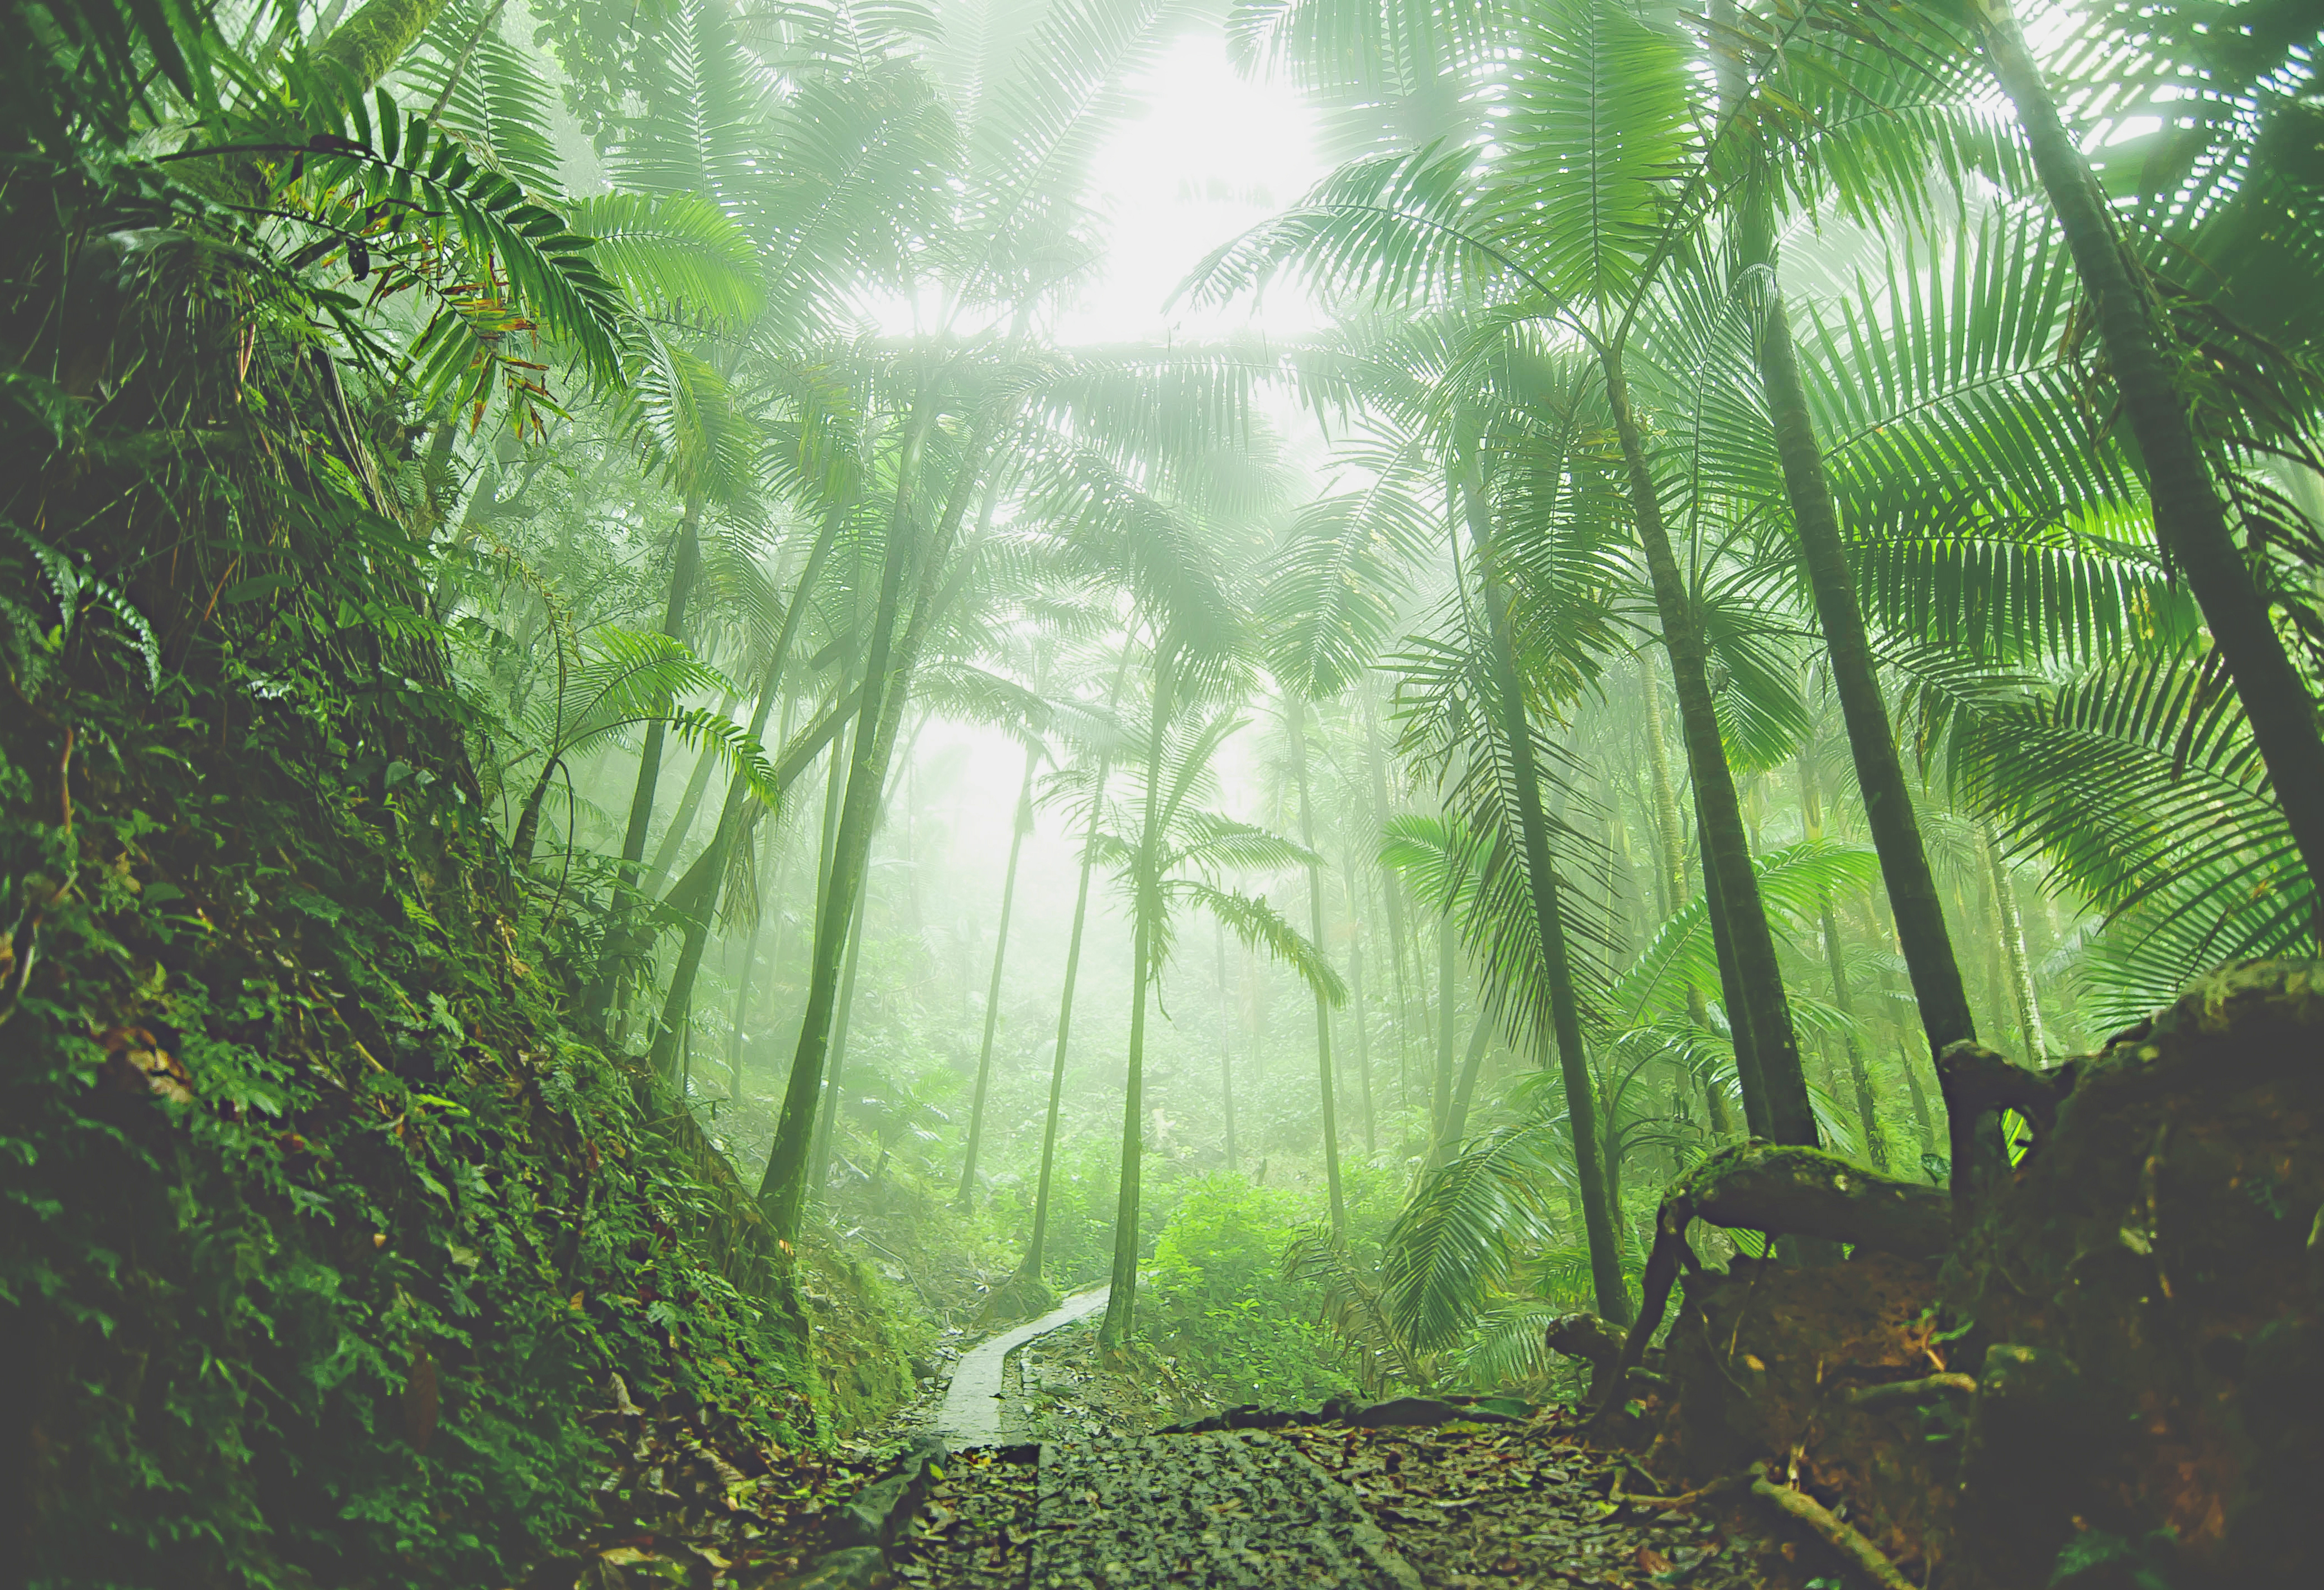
[3,1,2319,1587]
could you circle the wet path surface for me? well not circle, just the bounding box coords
[903,1415,1797,1590]
[933,1285,1110,1448]
[1027,1430,1424,1588]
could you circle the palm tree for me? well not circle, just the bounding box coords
[1284,691,1352,1236]
[955,718,1046,1209]
[755,0,1216,1254]
[1956,0,2324,927]
[1093,684,1346,1349]
[1007,639,1135,1305]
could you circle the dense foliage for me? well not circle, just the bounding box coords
[3,0,2319,1580]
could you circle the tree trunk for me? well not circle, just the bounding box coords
[1214,920,1238,1175]
[1343,849,1376,1156]
[1431,914,1458,1161]
[1018,650,1134,1285]
[1439,1009,1493,1162]
[1984,825,2047,1062]
[1599,347,1818,1153]
[1458,454,1631,1324]
[759,409,984,1244]
[643,692,738,897]
[1361,692,1417,1105]
[1693,792,1771,1137]
[643,511,843,1083]
[319,0,454,89]
[638,697,855,1083]
[956,737,1041,1209]
[810,889,868,1204]
[1798,745,1886,1167]
[1975,0,2324,941]
[730,696,798,1103]
[1102,649,1178,1350]
[1639,658,1737,1140]
[586,495,706,1026]
[1288,694,1349,1239]
[1746,241,1980,1067]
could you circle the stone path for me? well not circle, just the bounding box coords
[905,1415,1803,1590]
[1028,1430,1424,1589]
[935,1285,1110,1448]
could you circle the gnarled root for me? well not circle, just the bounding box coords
[1585,1145,1949,1424]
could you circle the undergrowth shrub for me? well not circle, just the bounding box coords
[1143,1174,1352,1406]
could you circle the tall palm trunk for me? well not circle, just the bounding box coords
[1798,745,1886,1167]
[810,893,868,1202]
[956,738,1042,1209]
[759,408,985,1244]
[1431,913,1457,1160]
[1734,195,1981,1071]
[1102,650,1178,1350]
[586,495,706,1027]
[1983,825,2047,1061]
[1639,654,1737,1139]
[1342,849,1376,1155]
[728,696,798,1103]
[1456,454,1631,1324]
[1018,650,1133,1285]
[1213,921,1238,1174]
[644,510,842,1081]
[1975,0,2324,936]
[1360,694,1417,1101]
[1437,1008,1493,1166]
[1288,694,1349,1238]
[643,693,737,897]
[1597,348,1819,1153]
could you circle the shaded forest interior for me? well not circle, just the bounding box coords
[3,1,2320,1587]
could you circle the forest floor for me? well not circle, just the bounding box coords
[531,1308,1833,1589]
[896,1323,1828,1590]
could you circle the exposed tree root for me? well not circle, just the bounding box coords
[1574,1145,1949,1423]
[1748,1467,1916,1590]
[1842,1373,1976,1410]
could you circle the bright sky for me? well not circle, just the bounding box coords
[1056,31,1326,347]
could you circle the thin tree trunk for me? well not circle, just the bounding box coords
[759,407,986,1244]
[1214,920,1238,1175]
[1457,454,1630,1324]
[1361,692,1417,1107]
[1599,347,1817,1153]
[1343,849,1376,1156]
[643,692,738,895]
[1976,0,2324,938]
[1019,648,1134,1284]
[810,890,868,1204]
[1741,209,1980,1068]
[639,698,856,1081]
[1103,649,1178,1350]
[586,494,705,1028]
[956,738,1041,1209]
[727,697,795,1104]
[1431,914,1458,1162]
[1694,790,1770,1137]
[1984,825,2047,1061]
[1439,1009,1493,1162]
[1288,694,1349,1239]
[1899,1043,1939,1178]
[1798,744,1886,1167]
[643,510,843,1081]
[1639,658,1737,1141]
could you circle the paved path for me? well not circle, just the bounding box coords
[1029,1429,1424,1589]
[935,1285,1110,1448]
